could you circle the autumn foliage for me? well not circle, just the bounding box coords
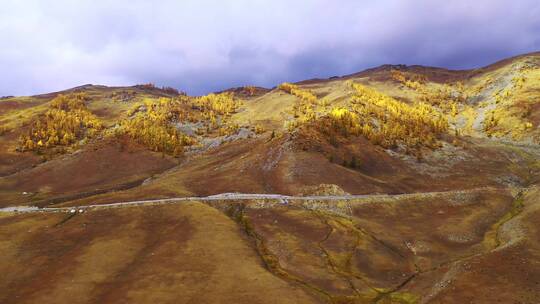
[189,92,242,135]
[18,93,103,152]
[114,93,243,155]
[278,82,317,103]
[390,69,427,88]
[191,92,241,115]
[116,98,194,156]
[391,69,465,116]
[316,82,449,151]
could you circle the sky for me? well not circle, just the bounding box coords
[1,0,540,96]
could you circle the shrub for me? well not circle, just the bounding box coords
[254,124,265,134]
[245,86,257,96]
[0,126,9,136]
[135,83,157,89]
[162,86,181,95]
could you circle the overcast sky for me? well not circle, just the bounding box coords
[1,0,539,96]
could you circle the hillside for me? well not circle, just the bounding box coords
[1,52,540,303]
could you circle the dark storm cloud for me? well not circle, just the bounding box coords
[1,0,539,96]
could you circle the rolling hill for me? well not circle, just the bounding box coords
[1,52,540,303]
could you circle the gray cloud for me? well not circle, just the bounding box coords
[1,0,539,96]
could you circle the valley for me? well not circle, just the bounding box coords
[1,186,539,303]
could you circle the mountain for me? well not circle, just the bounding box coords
[1,52,540,303]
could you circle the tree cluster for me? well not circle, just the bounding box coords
[390,70,427,90]
[278,82,317,104]
[244,86,257,96]
[118,114,193,156]
[116,98,195,156]
[191,92,241,116]
[18,93,103,152]
[391,70,466,117]
[316,82,449,152]
[277,82,326,127]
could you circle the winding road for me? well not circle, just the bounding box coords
[0,187,497,214]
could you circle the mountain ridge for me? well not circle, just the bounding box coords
[6,50,539,99]
[1,51,540,303]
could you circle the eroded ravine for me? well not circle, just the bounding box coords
[229,205,335,303]
[211,187,531,304]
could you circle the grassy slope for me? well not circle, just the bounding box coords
[2,187,539,303]
[0,203,321,304]
[1,52,540,303]
[1,54,540,206]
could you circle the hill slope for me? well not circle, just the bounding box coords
[1,52,540,304]
[1,52,540,206]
